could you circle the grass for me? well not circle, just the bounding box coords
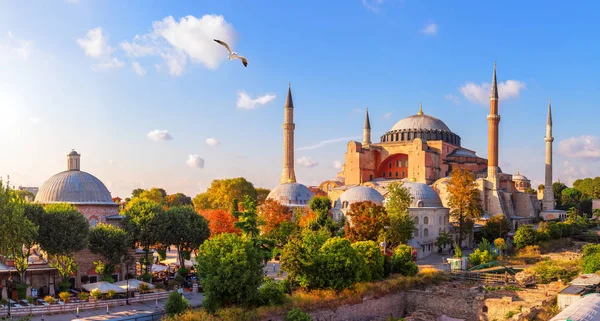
[503,285,522,291]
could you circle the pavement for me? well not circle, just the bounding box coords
[416,249,474,266]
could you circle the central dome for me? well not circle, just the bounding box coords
[36,170,114,205]
[391,113,451,132]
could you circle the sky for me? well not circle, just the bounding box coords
[1,0,599,199]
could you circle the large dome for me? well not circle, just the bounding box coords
[36,170,114,205]
[267,182,314,206]
[391,114,451,132]
[401,181,443,208]
[380,106,461,146]
[338,186,384,209]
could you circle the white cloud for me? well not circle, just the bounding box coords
[333,160,342,169]
[77,27,114,58]
[421,23,438,35]
[297,156,318,168]
[236,91,276,109]
[0,32,35,60]
[132,61,146,76]
[296,136,358,151]
[92,57,124,71]
[362,0,384,13]
[561,160,590,185]
[558,135,600,160]
[154,64,162,72]
[147,129,173,141]
[459,80,526,106]
[444,94,460,105]
[186,155,205,168]
[29,117,40,124]
[383,112,392,119]
[119,14,236,76]
[205,138,220,146]
[108,160,116,165]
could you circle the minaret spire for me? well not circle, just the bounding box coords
[542,99,555,210]
[417,102,423,115]
[280,84,297,184]
[362,107,371,146]
[491,61,498,100]
[487,62,500,186]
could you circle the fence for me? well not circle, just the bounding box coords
[446,271,518,285]
[0,291,171,318]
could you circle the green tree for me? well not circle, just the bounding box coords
[123,198,165,275]
[344,201,389,243]
[553,182,567,208]
[14,189,35,201]
[138,188,167,204]
[561,188,583,213]
[391,244,418,276]
[308,196,332,229]
[195,233,264,312]
[160,206,210,266]
[384,182,415,247]
[131,188,145,198]
[280,229,329,288]
[165,291,190,316]
[193,177,258,211]
[318,237,362,290]
[447,169,483,246]
[284,308,312,321]
[513,224,537,249]
[232,196,261,238]
[88,223,130,279]
[255,187,271,205]
[582,244,600,273]
[352,240,384,282]
[165,193,192,208]
[481,216,511,241]
[468,249,496,266]
[435,230,453,250]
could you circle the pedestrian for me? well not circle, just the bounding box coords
[273,264,276,272]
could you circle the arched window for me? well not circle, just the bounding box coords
[388,162,392,169]
[413,216,419,225]
[424,228,429,237]
[388,172,392,177]
[417,201,424,208]
[439,216,442,225]
[89,217,98,227]
[382,172,386,177]
[395,172,398,177]
[423,216,429,224]
[414,228,419,237]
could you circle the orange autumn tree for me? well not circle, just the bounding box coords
[258,200,292,235]
[446,168,483,246]
[199,209,240,237]
[344,201,390,243]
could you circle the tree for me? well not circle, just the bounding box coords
[446,169,483,246]
[561,188,583,213]
[514,224,537,249]
[435,230,453,250]
[481,216,511,241]
[165,291,190,316]
[280,229,329,288]
[344,201,389,243]
[391,245,418,276]
[195,233,264,312]
[308,196,332,229]
[137,188,167,204]
[385,181,415,247]
[199,209,240,236]
[165,193,192,208]
[255,188,271,205]
[233,196,261,238]
[582,244,600,274]
[88,223,130,279]
[14,189,35,201]
[494,238,506,257]
[193,177,258,211]
[38,203,89,255]
[573,177,600,199]
[352,240,384,282]
[160,206,210,266]
[524,187,536,195]
[131,188,145,198]
[50,254,78,289]
[318,237,362,290]
[553,182,567,208]
[258,199,292,236]
[123,198,165,275]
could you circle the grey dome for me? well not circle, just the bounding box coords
[512,172,529,181]
[401,181,443,208]
[267,182,314,206]
[35,170,114,205]
[339,186,384,209]
[391,114,451,132]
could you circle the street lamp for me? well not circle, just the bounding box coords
[125,262,130,305]
[7,275,12,318]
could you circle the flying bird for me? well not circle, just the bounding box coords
[214,39,248,67]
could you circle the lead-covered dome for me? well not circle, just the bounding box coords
[391,114,451,132]
[36,171,114,205]
[267,182,314,207]
[402,181,443,208]
[381,105,461,146]
[338,186,384,209]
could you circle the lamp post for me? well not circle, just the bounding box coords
[7,275,12,318]
[125,262,130,306]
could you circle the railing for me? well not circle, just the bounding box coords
[0,291,171,317]
[446,271,518,285]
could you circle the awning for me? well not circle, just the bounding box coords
[113,279,155,291]
[81,281,126,294]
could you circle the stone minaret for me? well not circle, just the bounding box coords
[487,62,500,185]
[543,100,555,210]
[363,108,371,146]
[280,84,297,184]
[67,150,81,171]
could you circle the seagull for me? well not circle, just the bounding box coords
[214,39,248,67]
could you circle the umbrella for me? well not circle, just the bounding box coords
[160,258,195,267]
[82,281,126,294]
[151,264,168,273]
[113,279,155,291]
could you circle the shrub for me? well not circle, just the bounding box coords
[138,283,151,294]
[318,237,362,290]
[177,266,190,277]
[165,291,189,317]
[140,273,152,282]
[454,246,462,258]
[352,240,385,282]
[468,249,496,266]
[168,280,180,290]
[494,238,506,256]
[90,289,102,300]
[44,296,56,304]
[383,254,393,278]
[26,296,35,304]
[106,289,116,299]
[582,243,600,273]
[15,283,28,299]
[284,308,312,321]
[78,292,90,301]
[258,277,286,306]
[536,230,551,243]
[558,222,574,237]
[391,245,418,276]
[530,259,580,284]
[59,291,70,303]
[514,225,537,249]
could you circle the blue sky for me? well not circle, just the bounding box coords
[1,0,599,198]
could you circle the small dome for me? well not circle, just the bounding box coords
[401,181,443,208]
[339,186,384,209]
[36,170,114,205]
[391,113,451,132]
[512,172,529,181]
[267,182,314,206]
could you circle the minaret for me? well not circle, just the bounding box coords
[362,108,371,146]
[487,62,500,185]
[67,150,81,171]
[542,100,555,210]
[280,84,297,184]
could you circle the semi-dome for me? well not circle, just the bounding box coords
[267,182,314,206]
[402,181,443,208]
[338,186,384,209]
[36,170,114,205]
